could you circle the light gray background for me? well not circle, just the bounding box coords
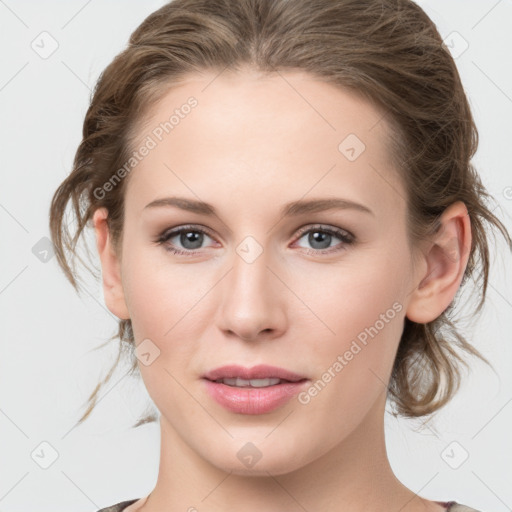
[1,1,511,510]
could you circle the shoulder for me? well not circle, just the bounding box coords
[95,499,140,512]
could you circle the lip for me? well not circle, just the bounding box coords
[201,364,309,415]
[201,364,307,382]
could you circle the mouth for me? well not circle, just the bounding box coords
[206,377,307,388]
[201,364,308,385]
[201,365,310,414]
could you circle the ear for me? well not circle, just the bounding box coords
[92,208,130,320]
[406,201,471,324]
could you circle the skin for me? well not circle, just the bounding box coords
[93,68,471,512]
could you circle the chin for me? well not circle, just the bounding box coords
[207,442,311,477]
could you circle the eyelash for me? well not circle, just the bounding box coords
[155,223,355,256]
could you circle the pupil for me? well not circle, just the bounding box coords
[309,231,331,249]
[181,231,203,249]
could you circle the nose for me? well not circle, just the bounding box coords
[215,244,287,342]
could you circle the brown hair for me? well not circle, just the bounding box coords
[49,0,512,428]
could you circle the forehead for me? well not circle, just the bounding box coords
[125,69,406,217]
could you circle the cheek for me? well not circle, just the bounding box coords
[121,226,410,357]
[306,257,405,342]
[120,248,206,401]
[120,242,208,338]
[300,245,408,388]
[298,270,405,441]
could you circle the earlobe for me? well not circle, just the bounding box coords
[92,208,130,320]
[406,201,471,324]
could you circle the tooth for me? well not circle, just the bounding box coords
[248,378,281,387]
[221,378,239,386]
[214,377,284,387]
[216,377,282,387]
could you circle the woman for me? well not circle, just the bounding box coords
[49,0,511,510]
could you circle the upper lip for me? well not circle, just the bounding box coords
[202,364,307,382]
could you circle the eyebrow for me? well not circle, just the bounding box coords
[144,196,374,217]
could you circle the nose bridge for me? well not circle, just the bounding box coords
[217,234,284,339]
[232,237,270,296]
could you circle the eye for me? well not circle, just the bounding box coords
[155,223,355,256]
[292,224,354,254]
[156,225,217,255]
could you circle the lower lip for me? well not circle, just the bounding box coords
[202,379,309,414]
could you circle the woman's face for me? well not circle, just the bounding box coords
[105,69,422,475]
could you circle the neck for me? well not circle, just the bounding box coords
[142,391,432,512]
